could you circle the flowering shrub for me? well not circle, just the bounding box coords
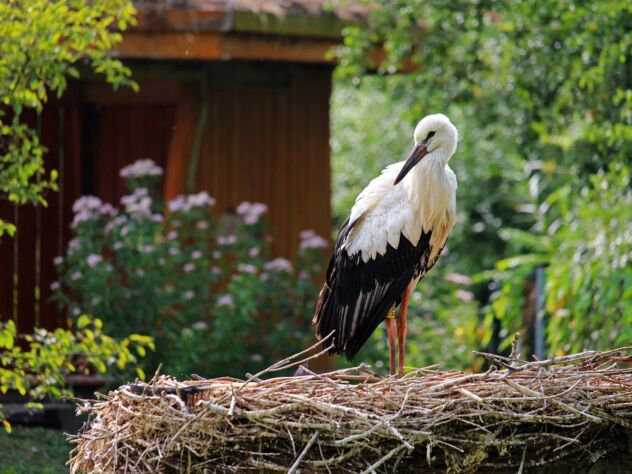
[52,159,328,377]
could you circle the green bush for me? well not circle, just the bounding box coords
[489,165,632,354]
[0,315,152,432]
[52,160,327,377]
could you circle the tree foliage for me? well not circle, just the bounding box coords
[0,0,137,237]
[332,0,631,364]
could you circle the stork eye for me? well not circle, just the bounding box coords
[426,131,436,141]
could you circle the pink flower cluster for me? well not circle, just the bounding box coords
[71,196,116,228]
[236,201,268,225]
[299,229,329,249]
[120,187,153,219]
[238,263,258,274]
[444,273,472,285]
[263,257,293,272]
[168,192,216,213]
[119,159,163,179]
[217,235,237,246]
[216,294,234,308]
[87,254,103,268]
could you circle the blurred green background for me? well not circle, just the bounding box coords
[331,0,631,371]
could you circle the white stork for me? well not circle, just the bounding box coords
[313,114,458,377]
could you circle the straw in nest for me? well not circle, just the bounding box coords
[69,338,632,473]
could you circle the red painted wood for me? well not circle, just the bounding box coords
[3,63,333,337]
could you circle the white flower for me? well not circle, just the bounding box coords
[192,321,208,330]
[217,235,237,246]
[53,256,64,266]
[299,229,316,240]
[50,281,60,291]
[71,271,83,281]
[250,353,263,363]
[191,250,203,260]
[113,242,124,250]
[188,191,215,208]
[216,294,234,308]
[119,159,163,179]
[456,290,474,302]
[237,201,267,225]
[196,221,209,230]
[136,269,145,277]
[71,196,115,227]
[183,262,195,273]
[236,201,252,215]
[86,254,103,268]
[167,230,178,240]
[100,203,116,216]
[71,210,92,228]
[248,247,260,257]
[212,251,221,259]
[72,196,103,213]
[300,233,328,249]
[143,245,154,253]
[211,266,222,274]
[238,263,257,274]
[68,239,81,253]
[169,247,179,256]
[243,213,259,225]
[121,188,152,219]
[168,195,187,212]
[263,257,293,272]
[445,273,472,285]
[72,307,81,316]
[184,290,195,300]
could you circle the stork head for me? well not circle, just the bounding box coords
[394,114,458,185]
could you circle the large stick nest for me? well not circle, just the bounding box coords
[69,345,632,473]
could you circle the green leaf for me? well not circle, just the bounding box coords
[495,254,548,271]
[136,368,146,381]
[77,315,91,329]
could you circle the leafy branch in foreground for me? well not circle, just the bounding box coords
[0,315,153,432]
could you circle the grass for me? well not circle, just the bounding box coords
[0,426,70,474]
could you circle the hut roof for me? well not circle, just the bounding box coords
[118,0,369,62]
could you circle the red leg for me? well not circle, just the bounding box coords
[385,315,397,376]
[397,282,414,377]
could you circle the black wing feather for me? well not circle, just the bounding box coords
[313,217,434,361]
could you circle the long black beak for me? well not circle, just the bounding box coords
[393,144,428,185]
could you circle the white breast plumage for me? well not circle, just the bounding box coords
[344,157,457,263]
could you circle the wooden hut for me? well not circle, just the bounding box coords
[0,0,367,333]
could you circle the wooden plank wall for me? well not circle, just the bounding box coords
[0,98,80,332]
[0,61,333,332]
[190,63,332,259]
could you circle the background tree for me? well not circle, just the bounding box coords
[0,0,137,237]
[331,0,631,366]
